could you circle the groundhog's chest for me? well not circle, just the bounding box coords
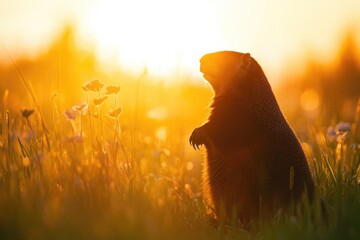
[205,141,267,196]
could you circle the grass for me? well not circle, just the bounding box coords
[0,76,360,240]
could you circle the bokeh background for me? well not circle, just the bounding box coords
[1,1,360,239]
[1,0,360,122]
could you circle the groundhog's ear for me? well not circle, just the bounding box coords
[239,53,251,71]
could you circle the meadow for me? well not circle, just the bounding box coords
[1,30,360,240]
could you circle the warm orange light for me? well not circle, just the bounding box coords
[78,0,222,77]
[300,89,320,112]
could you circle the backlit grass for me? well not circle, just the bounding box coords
[0,75,360,240]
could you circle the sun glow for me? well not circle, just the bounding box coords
[78,0,222,77]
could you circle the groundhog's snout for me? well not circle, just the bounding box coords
[200,51,244,81]
[200,58,217,82]
[200,53,226,80]
[200,56,216,76]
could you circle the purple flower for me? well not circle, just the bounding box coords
[64,110,77,120]
[326,127,337,142]
[336,122,351,132]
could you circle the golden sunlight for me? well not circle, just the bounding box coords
[2,1,360,239]
[78,0,222,77]
[300,88,320,112]
[1,0,359,84]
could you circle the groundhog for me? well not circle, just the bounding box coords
[189,51,316,225]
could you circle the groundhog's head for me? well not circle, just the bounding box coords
[200,51,251,96]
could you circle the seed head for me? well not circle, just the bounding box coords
[20,109,34,118]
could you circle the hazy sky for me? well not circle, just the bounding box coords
[1,0,360,83]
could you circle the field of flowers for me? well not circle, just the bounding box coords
[0,29,360,239]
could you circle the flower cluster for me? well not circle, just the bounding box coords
[326,122,352,143]
[65,79,122,121]
[63,79,123,142]
[81,79,122,118]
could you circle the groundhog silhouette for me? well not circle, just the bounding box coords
[189,51,316,225]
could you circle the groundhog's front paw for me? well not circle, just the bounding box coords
[189,126,207,150]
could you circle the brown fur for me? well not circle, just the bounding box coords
[190,51,315,225]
